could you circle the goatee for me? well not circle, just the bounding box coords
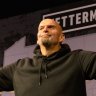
[42,40,53,48]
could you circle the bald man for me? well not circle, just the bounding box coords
[0,18,96,96]
[37,18,65,56]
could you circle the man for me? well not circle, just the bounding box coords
[0,18,96,96]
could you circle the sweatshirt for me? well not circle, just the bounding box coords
[0,44,96,96]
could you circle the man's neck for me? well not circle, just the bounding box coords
[40,44,61,57]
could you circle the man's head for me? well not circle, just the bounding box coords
[37,18,65,48]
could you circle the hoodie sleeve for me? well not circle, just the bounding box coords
[0,60,19,92]
[79,50,96,80]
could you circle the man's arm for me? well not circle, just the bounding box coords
[79,50,96,80]
[0,60,18,92]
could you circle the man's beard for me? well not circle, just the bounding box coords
[41,39,56,48]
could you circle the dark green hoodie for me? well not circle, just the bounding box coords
[0,44,96,96]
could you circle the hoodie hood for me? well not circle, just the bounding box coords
[33,43,71,60]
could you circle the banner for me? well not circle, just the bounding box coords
[42,2,96,37]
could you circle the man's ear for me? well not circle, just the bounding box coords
[36,34,39,44]
[36,37,38,44]
[37,38,40,45]
[59,33,65,43]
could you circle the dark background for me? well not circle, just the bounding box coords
[0,0,89,19]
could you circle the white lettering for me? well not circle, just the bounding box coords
[55,17,61,24]
[90,10,96,21]
[61,16,68,27]
[69,14,75,26]
[76,13,81,24]
[82,12,89,23]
